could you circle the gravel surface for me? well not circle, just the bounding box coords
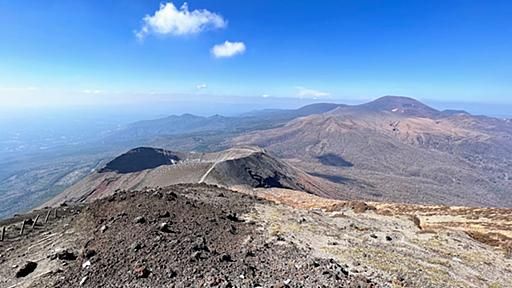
[1,184,373,287]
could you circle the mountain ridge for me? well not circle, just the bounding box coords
[232,96,512,208]
[358,95,440,117]
[3,96,511,220]
[44,146,337,207]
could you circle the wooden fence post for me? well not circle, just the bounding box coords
[45,210,51,223]
[32,215,40,229]
[20,220,26,236]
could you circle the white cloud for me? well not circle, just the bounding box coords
[261,94,270,98]
[211,41,246,58]
[135,2,226,40]
[295,86,330,98]
[196,83,207,90]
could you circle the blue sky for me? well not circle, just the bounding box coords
[1,0,512,109]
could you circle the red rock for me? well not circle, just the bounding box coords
[134,266,150,278]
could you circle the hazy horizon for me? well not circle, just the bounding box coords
[2,0,512,165]
[1,94,511,119]
[1,0,512,112]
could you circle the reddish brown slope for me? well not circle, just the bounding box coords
[45,146,338,206]
[232,97,512,207]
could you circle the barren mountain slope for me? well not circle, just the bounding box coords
[1,184,510,288]
[0,184,372,288]
[45,146,337,206]
[232,96,512,207]
[0,102,348,220]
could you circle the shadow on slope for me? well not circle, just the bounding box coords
[99,147,180,174]
[316,153,354,167]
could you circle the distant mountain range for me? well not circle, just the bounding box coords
[58,96,512,208]
[233,96,512,207]
[106,103,346,144]
[3,96,512,288]
[0,103,350,219]
[3,96,512,219]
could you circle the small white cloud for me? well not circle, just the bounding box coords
[211,41,246,58]
[136,2,226,40]
[261,94,270,98]
[295,86,330,98]
[196,83,207,90]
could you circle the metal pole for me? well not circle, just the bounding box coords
[1,226,5,241]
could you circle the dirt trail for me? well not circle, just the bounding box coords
[198,151,231,183]
[199,147,265,183]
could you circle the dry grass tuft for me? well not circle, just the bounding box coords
[465,230,512,255]
[325,201,376,213]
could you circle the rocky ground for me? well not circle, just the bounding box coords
[0,184,372,288]
[247,187,512,287]
[1,184,511,287]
